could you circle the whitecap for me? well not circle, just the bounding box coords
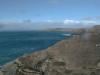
[62,34,71,36]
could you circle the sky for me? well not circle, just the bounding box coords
[0,0,100,30]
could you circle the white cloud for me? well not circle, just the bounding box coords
[63,19,100,28]
[0,19,99,31]
[46,20,53,22]
[63,19,80,24]
[81,20,97,24]
[63,19,98,25]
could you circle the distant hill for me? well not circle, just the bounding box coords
[46,28,87,35]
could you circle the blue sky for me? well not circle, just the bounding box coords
[0,0,100,30]
[0,0,100,21]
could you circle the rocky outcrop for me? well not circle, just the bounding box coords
[0,26,100,75]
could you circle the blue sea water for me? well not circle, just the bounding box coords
[0,31,71,65]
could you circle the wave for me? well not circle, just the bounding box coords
[62,33,71,36]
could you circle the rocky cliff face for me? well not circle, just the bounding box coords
[0,26,100,75]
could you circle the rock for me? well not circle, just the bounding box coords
[1,25,100,75]
[0,71,3,75]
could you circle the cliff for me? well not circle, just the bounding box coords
[0,25,100,75]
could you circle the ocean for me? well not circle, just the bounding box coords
[0,31,71,65]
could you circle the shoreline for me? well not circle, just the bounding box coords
[0,38,67,66]
[0,37,68,75]
[0,36,67,67]
[0,25,100,75]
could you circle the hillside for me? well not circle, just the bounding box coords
[0,25,100,75]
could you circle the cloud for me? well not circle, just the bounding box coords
[96,16,100,20]
[82,17,93,20]
[63,19,98,25]
[81,20,97,24]
[64,19,80,24]
[63,19,99,28]
[0,22,36,31]
[45,20,53,22]
[82,16,100,21]
[0,19,99,31]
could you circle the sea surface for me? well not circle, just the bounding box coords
[0,31,71,65]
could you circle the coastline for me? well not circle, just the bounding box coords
[0,36,69,75]
[0,25,100,75]
[0,36,66,67]
[0,31,68,65]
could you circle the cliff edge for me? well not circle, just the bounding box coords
[0,25,100,75]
